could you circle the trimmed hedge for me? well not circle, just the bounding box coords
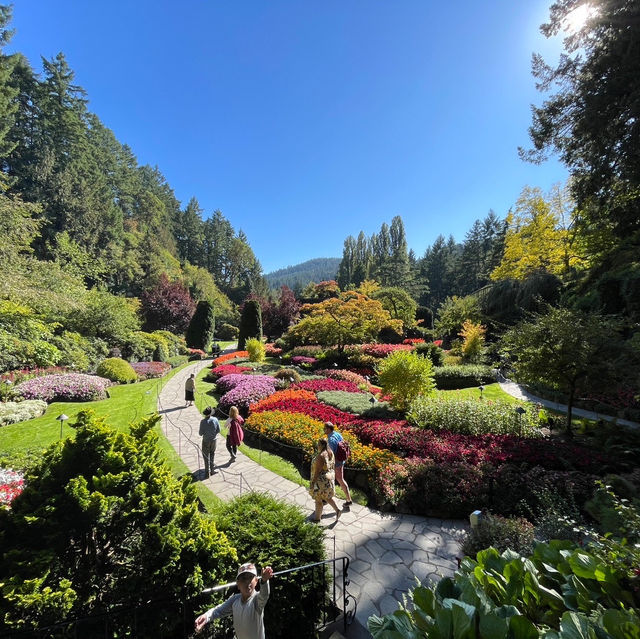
[96,358,138,384]
[433,364,495,389]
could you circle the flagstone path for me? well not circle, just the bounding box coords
[157,359,467,638]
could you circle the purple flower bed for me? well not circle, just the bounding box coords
[216,374,275,394]
[15,374,112,402]
[131,361,171,380]
[291,356,317,366]
[218,376,277,413]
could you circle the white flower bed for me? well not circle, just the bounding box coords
[0,400,48,426]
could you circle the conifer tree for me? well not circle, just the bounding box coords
[237,299,262,350]
[185,300,215,350]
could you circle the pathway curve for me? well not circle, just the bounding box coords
[498,376,639,429]
[158,360,466,638]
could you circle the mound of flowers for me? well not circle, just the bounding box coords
[212,351,249,366]
[361,343,413,358]
[249,389,317,412]
[264,343,283,357]
[15,374,112,402]
[0,400,48,426]
[218,375,277,413]
[207,364,252,381]
[292,378,363,393]
[216,373,271,394]
[0,468,24,506]
[316,369,369,387]
[130,361,171,380]
[187,348,207,359]
[245,410,401,472]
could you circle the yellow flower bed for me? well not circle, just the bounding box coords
[245,410,401,472]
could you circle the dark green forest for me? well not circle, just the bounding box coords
[265,257,341,291]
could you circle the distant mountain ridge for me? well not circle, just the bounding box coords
[265,257,341,290]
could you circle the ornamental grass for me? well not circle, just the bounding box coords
[245,410,401,472]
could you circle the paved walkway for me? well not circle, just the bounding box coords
[498,376,639,429]
[158,360,466,638]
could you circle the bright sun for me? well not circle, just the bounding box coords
[562,3,598,33]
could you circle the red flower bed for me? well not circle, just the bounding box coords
[292,379,362,393]
[213,351,249,366]
[208,364,252,380]
[433,340,443,347]
[403,338,425,345]
[361,343,413,358]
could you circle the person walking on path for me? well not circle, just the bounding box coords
[195,562,274,639]
[199,406,220,477]
[184,373,196,407]
[324,422,352,509]
[225,405,244,461]
[309,437,341,523]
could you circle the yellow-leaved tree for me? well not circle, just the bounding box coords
[459,319,486,363]
[491,185,587,281]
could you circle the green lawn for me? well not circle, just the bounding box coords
[437,382,520,404]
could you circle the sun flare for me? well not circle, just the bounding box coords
[562,3,598,33]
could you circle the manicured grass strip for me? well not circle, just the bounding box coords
[437,382,519,404]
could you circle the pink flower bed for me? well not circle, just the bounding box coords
[1,366,69,385]
[361,343,413,358]
[292,379,363,393]
[291,356,317,366]
[316,369,369,387]
[218,376,277,413]
[0,468,24,507]
[131,361,171,380]
[216,373,274,394]
[15,373,112,402]
[208,365,252,380]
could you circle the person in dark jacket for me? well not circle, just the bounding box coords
[199,406,220,477]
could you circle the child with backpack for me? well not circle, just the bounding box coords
[323,422,352,509]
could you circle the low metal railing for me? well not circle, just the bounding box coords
[0,556,356,638]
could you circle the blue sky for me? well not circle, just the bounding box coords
[11,1,568,273]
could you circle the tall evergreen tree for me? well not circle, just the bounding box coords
[336,235,356,289]
[0,4,18,164]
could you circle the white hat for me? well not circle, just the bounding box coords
[237,562,258,579]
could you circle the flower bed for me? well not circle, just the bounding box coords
[245,410,401,472]
[0,366,68,385]
[218,376,277,413]
[292,379,363,393]
[130,361,171,380]
[361,343,413,358]
[212,351,249,366]
[264,343,283,357]
[216,373,275,394]
[206,364,252,381]
[402,338,425,345]
[316,369,369,387]
[249,389,317,412]
[0,400,48,426]
[15,374,112,402]
[0,468,24,506]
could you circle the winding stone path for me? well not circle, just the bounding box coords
[158,360,466,638]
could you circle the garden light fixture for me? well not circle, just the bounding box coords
[57,413,69,439]
[478,385,484,399]
[515,406,526,436]
[469,510,483,530]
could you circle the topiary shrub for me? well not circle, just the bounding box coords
[432,364,495,389]
[245,338,266,362]
[96,358,138,384]
[215,493,327,639]
[185,301,215,351]
[377,351,435,411]
[460,512,535,557]
[237,301,262,351]
[273,368,301,387]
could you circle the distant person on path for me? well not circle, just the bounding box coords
[195,562,274,639]
[199,406,220,477]
[185,373,196,407]
[225,405,245,461]
[309,437,341,523]
[324,422,352,509]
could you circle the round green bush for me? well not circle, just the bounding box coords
[215,493,327,639]
[377,350,435,411]
[460,512,535,557]
[96,357,137,384]
[246,337,266,362]
[273,368,301,385]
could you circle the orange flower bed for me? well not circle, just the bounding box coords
[249,389,317,412]
[245,410,401,473]
[212,351,249,366]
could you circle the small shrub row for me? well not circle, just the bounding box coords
[433,364,494,389]
[407,396,542,437]
[0,400,48,426]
